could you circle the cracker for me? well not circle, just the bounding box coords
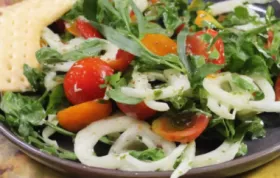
[0,0,76,92]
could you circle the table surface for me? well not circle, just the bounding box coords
[0,134,279,178]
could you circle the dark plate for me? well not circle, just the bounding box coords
[1,1,280,178]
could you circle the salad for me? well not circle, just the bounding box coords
[1,0,280,177]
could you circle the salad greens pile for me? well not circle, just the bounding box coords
[1,0,280,162]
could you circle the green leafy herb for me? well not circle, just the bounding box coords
[130,148,165,161]
[46,85,69,114]
[107,88,142,105]
[236,142,248,157]
[1,92,46,126]
[23,64,45,91]
[62,0,84,21]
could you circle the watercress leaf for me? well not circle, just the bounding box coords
[162,4,182,35]
[0,92,46,126]
[62,0,84,21]
[231,74,258,93]
[242,55,272,84]
[192,63,224,86]
[188,0,206,11]
[129,148,165,161]
[107,88,142,105]
[234,6,249,19]
[265,5,275,24]
[46,85,69,114]
[83,0,98,21]
[36,47,63,64]
[236,142,248,157]
[23,64,45,91]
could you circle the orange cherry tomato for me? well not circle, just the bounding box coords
[187,29,225,65]
[58,100,112,132]
[117,102,157,120]
[141,34,177,56]
[152,114,210,143]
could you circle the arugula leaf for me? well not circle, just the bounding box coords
[115,0,131,32]
[130,148,165,161]
[130,0,146,38]
[1,92,46,126]
[107,88,142,105]
[46,85,69,114]
[92,22,143,56]
[62,0,84,22]
[36,39,108,65]
[177,27,192,74]
[23,64,45,91]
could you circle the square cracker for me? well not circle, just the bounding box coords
[0,0,76,92]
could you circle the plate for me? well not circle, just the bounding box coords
[1,1,280,178]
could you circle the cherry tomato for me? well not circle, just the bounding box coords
[265,30,274,49]
[175,24,185,34]
[66,19,134,71]
[187,29,225,65]
[152,114,210,143]
[64,57,114,105]
[58,100,112,132]
[76,19,102,39]
[141,34,177,56]
[117,102,157,120]
[107,49,135,72]
[275,75,280,101]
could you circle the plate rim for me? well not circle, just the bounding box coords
[1,122,280,178]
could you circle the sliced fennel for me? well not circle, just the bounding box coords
[121,69,191,111]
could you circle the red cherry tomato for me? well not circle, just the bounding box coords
[187,29,225,65]
[64,57,114,105]
[152,114,210,143]
[76,19,102,39]
[73,20,135,72]
[107,49,135,72]
[175,23,185,34]
[117,102,157,120]
[275,75,280,101]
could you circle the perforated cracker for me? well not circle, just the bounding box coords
[0,0,76,92]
